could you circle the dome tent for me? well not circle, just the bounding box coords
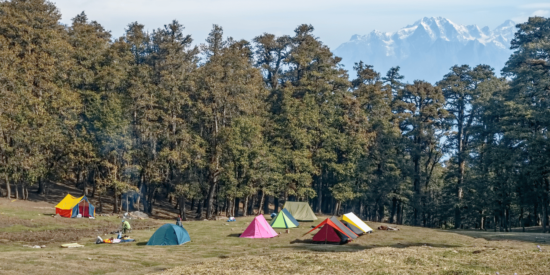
[147,224,190,246]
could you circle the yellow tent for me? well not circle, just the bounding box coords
[342,212,373,233]
[55,194,95,218]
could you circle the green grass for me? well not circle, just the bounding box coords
[1,198,549,274]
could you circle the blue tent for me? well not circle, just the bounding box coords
[146,224,191,246]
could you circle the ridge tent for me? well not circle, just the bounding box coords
[304,217,357,244]
[329,216,358,240]
[55,194,95,218]
[341,220,364,235]
[240,215,278,238]
[342,212,373,233]
[147,224,190,245]
[270,208,299,229]
[282,202,317,221]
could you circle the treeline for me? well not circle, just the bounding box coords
[1,0,549,231]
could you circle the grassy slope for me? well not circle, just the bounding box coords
[1,198,549,275]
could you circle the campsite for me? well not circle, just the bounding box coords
[2,1,550,273]
[1,197,550,274]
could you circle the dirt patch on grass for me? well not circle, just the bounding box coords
[0,214,159,244]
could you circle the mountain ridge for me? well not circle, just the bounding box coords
[334,17,516,83]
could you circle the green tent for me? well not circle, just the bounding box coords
[283,201,318,221]
[271,208,300,228]
[146,224,190,246]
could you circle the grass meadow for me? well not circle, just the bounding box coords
[1,198,549,274]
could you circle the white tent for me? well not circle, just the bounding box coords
[342,212,373,233]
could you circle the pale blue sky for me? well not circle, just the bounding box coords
[54,0,546,49]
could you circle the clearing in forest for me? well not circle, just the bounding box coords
[0,198,549,275]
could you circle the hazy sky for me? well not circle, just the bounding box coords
[53,0,547,49]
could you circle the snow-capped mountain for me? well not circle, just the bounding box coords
[334,17,516,83]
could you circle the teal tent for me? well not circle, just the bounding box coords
[147,224,190,246]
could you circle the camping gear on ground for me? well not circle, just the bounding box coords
[147,224,191,245]
[282,201,317,221]
[270,213,277,219]
[304,217,358,244]
[227,217,236,222]
[97,235,136,244]
[270,208,300,229]
[342,212,373,233]
[61,243,84,248]
[240,215,278,238]
[378,225,400,231]
[55,194,95,218]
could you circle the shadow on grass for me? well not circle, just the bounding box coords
[444,229,550,244]
[285,238,461,253]
[227,233,241,237]
[136,241,148,246]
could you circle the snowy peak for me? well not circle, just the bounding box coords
[334,17,517,83]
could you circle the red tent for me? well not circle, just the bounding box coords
[304,217,358,244]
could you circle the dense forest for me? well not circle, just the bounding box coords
[1,0,549,232]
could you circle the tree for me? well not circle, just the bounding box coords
[394,81,448,226]
[0,0,79,199]
[193,26,266,219]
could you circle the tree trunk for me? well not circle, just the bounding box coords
[543,200,548,233]
[196,199,204,219]
[378,204,385,222]
[249,194,257,215]
[397,201,403,225]
[273,197,279,212]
[227,198,234,217]
[316,172,323,214]
[235,198,240,216]
[4,174,10,198]
[359,200,364,220]
[390,197,397,224]
[413,156,421,226]
[263,194,270,214]
[98,192,103,213]
[15,182,19,199]
[242,196,249,217]
[333,201,340,216]
[179,196,187,221]
[258,191,265,215]
[113,187,119,213]
[191,198,196,210]
[37,177,46,195]
[206,177,218,220]
[479,210,485,230]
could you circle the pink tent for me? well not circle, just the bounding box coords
[240,215,278,238]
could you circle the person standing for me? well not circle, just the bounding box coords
[122,220,131,234]
[176,215,182,227]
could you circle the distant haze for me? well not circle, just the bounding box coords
[334,17,516,83]
[53,0,544,49]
